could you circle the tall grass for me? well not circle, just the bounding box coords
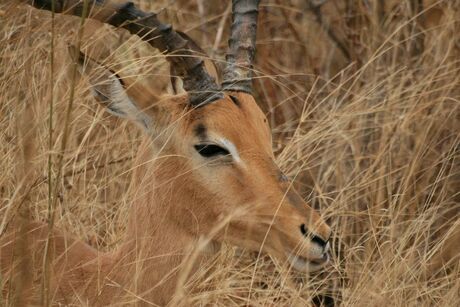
[0,0,459,305]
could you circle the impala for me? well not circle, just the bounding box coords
[1,0,332,305]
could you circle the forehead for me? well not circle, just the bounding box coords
[188,93,271,147]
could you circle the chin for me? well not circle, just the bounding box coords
[287,253,330,273]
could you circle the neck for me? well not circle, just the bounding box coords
[109,220,197,305]
[10,141,218,306]
[100,142,215,305]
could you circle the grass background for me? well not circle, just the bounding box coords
[0,0,459,305]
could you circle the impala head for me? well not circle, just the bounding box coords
[73,0,331,272]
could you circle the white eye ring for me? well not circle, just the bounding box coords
[219,138,243,164]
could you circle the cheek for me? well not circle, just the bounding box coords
[194,166,256,211]
[222,169,256,206]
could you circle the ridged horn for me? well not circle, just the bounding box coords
[29,0,223,105]
[221,0,261,94]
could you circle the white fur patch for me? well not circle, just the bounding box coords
[219,138,243,164]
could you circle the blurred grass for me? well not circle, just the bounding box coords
[0,0,459,306]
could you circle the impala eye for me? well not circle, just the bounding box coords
[194,144,230,158]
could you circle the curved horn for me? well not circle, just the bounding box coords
[29,0,223,105]
[221,0,261,94]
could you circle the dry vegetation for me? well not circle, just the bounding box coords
[1,0,459,306]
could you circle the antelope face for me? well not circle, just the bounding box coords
[176,92,331,272]
[77,56,331,272]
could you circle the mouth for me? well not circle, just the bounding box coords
[287,253,330,273]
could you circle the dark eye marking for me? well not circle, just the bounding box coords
[229,95,241,107]
[194,144,230,158]
[194,124,207,139]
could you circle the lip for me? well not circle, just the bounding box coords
[287,253,330,273]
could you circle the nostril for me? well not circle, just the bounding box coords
[300,224,328,247]
[311,235,327,248]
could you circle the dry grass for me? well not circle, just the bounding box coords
[1,0,459,306]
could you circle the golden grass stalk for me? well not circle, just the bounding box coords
[40,1,90,306]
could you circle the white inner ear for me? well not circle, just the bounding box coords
[75,53,153,132]
[219,138,243,164]
[90,73,152,131]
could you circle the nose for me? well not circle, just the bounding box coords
[300,223,330,250]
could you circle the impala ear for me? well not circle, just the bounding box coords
[69,46,152,130]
